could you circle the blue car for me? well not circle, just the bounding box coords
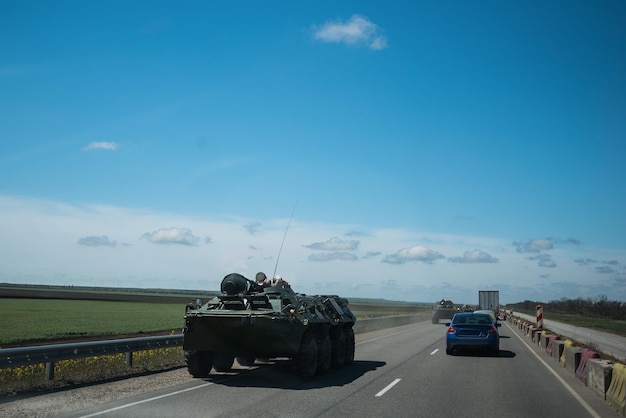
[445,312,500,355]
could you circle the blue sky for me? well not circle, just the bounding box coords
[1,1,625,304]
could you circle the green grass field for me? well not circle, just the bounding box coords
[0,299,186,345]
[0,297,428,345]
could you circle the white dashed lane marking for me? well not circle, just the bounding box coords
[375,378,402,397]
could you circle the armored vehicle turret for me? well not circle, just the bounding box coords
[183,273,356,379]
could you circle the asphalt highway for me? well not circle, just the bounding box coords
[33,320,618,418]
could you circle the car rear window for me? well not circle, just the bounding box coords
[453,315,491,325]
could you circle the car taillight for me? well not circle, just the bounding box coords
[447,327,455,333]
[488,327,497,334]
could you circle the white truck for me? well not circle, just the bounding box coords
[478,290,499,313]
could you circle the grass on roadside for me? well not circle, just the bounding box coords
[0,299,187,345]
[0,346,184,395]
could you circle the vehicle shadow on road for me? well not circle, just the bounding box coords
[448,349,516,358]
[203,360,386,389]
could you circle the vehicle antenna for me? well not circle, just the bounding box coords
[272,201,298,279]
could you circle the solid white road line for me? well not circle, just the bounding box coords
[505,322,601,418]
[78,382,214,418]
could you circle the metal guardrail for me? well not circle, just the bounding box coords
[0,334,183,379]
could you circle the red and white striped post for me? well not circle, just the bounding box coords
[536,305,543,329]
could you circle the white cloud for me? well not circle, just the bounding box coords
[362,251,382,259]
[141,227,201,246]
[369,36,388,51]
[313,15,388,50]
[78,235,118,247]
[84,141,119,151]
[448,249,499,264]
[575,258,596,266]
[382,244,445,264]
[304,236,359,251]
[513,238,554,253]
[244,222,262,236]
[528,253,557,268]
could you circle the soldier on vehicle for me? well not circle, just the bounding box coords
[255,271,291,289]
[272,275,290,289]
[255,272,272,288]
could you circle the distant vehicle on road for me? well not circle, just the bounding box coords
[445,312,500,355]
[478,290,499,312]
[432,299,458,324]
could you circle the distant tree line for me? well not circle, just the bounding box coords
[510,295,626,321]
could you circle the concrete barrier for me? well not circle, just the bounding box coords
[576,348,601,385]
[564,346,583,374]
[587,358,614,400]
[551,339,565,362]
[545,334,560,356]
[606,362,626,416]
[539,331,551,349]
[560,340,575,367]
[353,314,426,334]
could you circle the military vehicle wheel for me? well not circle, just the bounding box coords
[344,327,355,365]
[237,356,256,367]
[316,331,331,375]
[330,327,346,368]
[296,331,318,379]
[184,350,214,377]
[213,354,235,372]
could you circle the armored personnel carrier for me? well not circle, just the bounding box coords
[183,273,356,379]
[432,299,458,324]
